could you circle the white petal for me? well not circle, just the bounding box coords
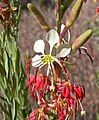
[32,55,43,67]
[61,24,65,33]
[57,48,71,58]
[46,29,59,53]
[33,40,45,54]
[67,29,71,43]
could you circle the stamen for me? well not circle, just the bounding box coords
[42,54,53,64]
[78,100,86,116]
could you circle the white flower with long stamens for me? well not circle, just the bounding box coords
[32,29,71,76]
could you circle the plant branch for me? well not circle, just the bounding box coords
[56,0,62,35]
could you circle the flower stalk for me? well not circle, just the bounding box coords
[56,0,62,35]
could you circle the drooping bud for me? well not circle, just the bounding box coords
[66,0,83,28]
[72,30,93,51]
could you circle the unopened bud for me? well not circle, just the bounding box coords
[27,3,50,32]
[72,30,93,51]
[66,0,83,28]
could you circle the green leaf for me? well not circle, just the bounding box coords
[12,99,17,120]
[0,103,10,118]
[15,49,20,76]
[3,51,9,77]
[0,95,8,102]
[27,3,50,32]
[0,75,5,90]
[0,62,6,77]
[11,74,17,100]
[6,40,17,60]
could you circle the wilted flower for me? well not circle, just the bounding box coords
[28,107,49,120]
[0,1,16,25]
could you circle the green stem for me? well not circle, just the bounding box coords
[56,0,62,35]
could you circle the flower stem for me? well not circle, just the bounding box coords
[56,0,62,35]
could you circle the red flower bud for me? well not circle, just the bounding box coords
[96,7,99,14]
[74,85,85,100]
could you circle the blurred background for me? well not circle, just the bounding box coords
[0,0,99,119]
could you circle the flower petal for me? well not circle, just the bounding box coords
[61,24,65,33]
[56,44,71,58]
[32,55,43,67]
[57,48,71,58]
[67,29,71,43]
[33,40,45,54]
[46,29,59,53]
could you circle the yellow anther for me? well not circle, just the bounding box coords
[42,54,53,64]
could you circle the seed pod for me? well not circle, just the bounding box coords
[72,30,93,51]
[66,0,83,28]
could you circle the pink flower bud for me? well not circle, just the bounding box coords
[96,7,99,14]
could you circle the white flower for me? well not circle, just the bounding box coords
[32,29,71,76]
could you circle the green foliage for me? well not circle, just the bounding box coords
[0,1,31,120]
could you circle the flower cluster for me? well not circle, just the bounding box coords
[27,75,85,120]
[25,27,90,120]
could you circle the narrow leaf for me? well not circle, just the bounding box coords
[12,99,17,120]
[11,74,16,100]
[0,62,6,76]
[15,49,20,76]
[0,103,10,118]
